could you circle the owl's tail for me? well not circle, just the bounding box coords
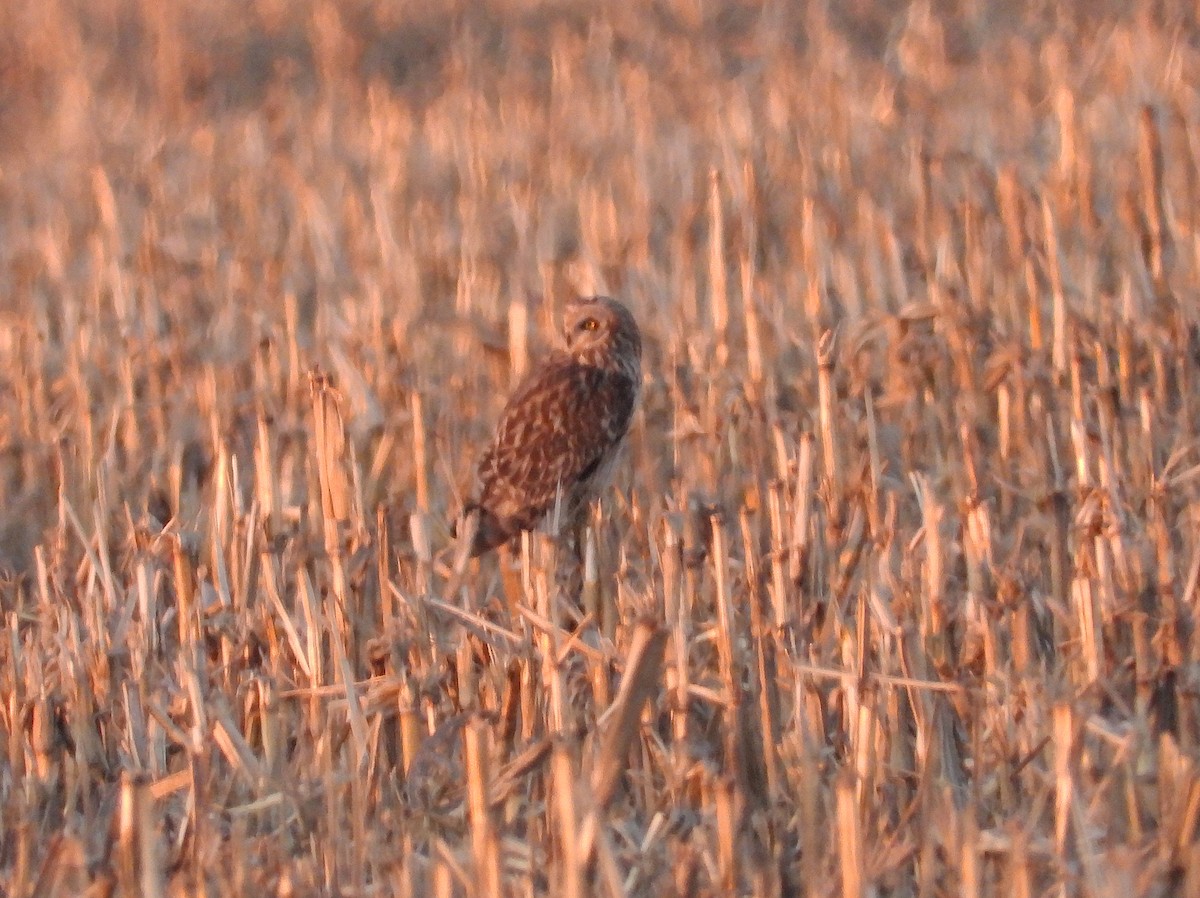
[454,502,510,557]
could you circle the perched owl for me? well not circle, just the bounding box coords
[457,296,643,557]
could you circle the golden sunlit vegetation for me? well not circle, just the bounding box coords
[4,0,1200,894]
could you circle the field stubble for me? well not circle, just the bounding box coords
[2,0,1200,895]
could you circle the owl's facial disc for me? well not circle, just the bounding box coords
[560,296,642,376]
[564,303,613,351]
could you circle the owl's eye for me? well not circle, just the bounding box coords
[580,318,599,332]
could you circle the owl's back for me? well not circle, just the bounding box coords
[465,352,638,556]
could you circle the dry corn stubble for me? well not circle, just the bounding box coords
[1,1,1200,896]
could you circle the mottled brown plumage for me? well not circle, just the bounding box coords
[457,296,642,557]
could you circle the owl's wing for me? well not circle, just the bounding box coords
[471,355,636,550]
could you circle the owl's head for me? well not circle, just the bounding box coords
[562,296,642,377]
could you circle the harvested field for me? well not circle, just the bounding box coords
[3,0,1200,895]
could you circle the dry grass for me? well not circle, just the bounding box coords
[3,0,1200,894]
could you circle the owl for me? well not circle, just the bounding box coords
[457,296,643,557]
